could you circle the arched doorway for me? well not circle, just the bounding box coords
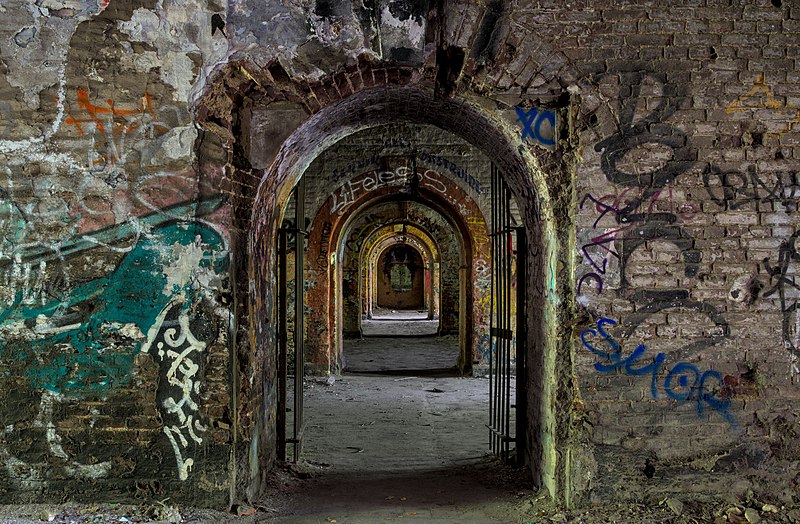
[306,167,487,375]
[198,78,564,504]
[361,223,440,325]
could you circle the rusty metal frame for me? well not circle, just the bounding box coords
[277,178,306,462]
[488,163,526,464]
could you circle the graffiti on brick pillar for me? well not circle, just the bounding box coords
[316,221,333,268]
[515,106,557,148]
[581,317,736,426]
[592,69,695,216]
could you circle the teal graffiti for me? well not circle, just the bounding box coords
[0,220,227,396]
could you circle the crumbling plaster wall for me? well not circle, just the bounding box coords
[0,0,233,506]
[2,0,800,511]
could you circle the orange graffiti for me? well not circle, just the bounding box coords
[725,73,800,136]
[64,88,168,167]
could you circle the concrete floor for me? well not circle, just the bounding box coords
[361,308,440,337]
[342,335,459,373]
[266,333,530,523]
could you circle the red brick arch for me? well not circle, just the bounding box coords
[305,165,487,374]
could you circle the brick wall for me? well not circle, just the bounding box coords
[1,0,799,510]
[559,1,800,502]
[0,0,233,506]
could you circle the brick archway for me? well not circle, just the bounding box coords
[361,223,441,328]
[197,76,568,504]
[306,165,489,376]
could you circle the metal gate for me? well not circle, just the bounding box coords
[277,179,306,462]
[488,164,526,464]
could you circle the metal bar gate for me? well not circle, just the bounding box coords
[277,178,306,462]
[488,164,526,464]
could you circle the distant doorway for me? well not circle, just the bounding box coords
[376,244,425,310]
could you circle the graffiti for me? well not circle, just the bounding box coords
[725,73,800,136]
[703,164,800,211]
[0,219,226,392]
[593,70,694,217]
[474,257,491,289]
[327,152,483,196]
[1,390,113,489]
[579,66,729,362]
[417,152,483,195]
[577,273,603,295]
[477,332,493,359]
[762,231,800,374]
[0,215,227,482]
[316,221,333,267]
[464,215,491,248]
[622,290,729,360]
[578,183,699,294]
[331,167,447,215]
[141,296,213,481]
[383,137,411,149]
[582,318,736,426]
[515,106,557,148]
[64,88,188,171]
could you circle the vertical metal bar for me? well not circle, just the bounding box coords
[495,165,502,456]
[500,180,507,460]
[497,165,505,458]
[489,163,496,455]
[277,228,288,462]
[515,226,527,465]
[293,178,306,462]
[504,183,512,461]
[495,163,502,458]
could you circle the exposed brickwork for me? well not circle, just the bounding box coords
[1,0,799,512]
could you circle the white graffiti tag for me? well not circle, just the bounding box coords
[142,296,208,481]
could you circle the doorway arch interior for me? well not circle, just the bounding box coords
[240,87,560,503]
[362,223,440,324]
[303,133,492,375]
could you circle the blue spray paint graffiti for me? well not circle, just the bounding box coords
[581,317,736,427]
[515,106,557,148]
[477,332,493,359]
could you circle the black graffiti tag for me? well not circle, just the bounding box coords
[762,231,800,359]
[581,66,729,358]
[593,69,695,221]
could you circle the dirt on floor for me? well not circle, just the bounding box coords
[1,335,800,523]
